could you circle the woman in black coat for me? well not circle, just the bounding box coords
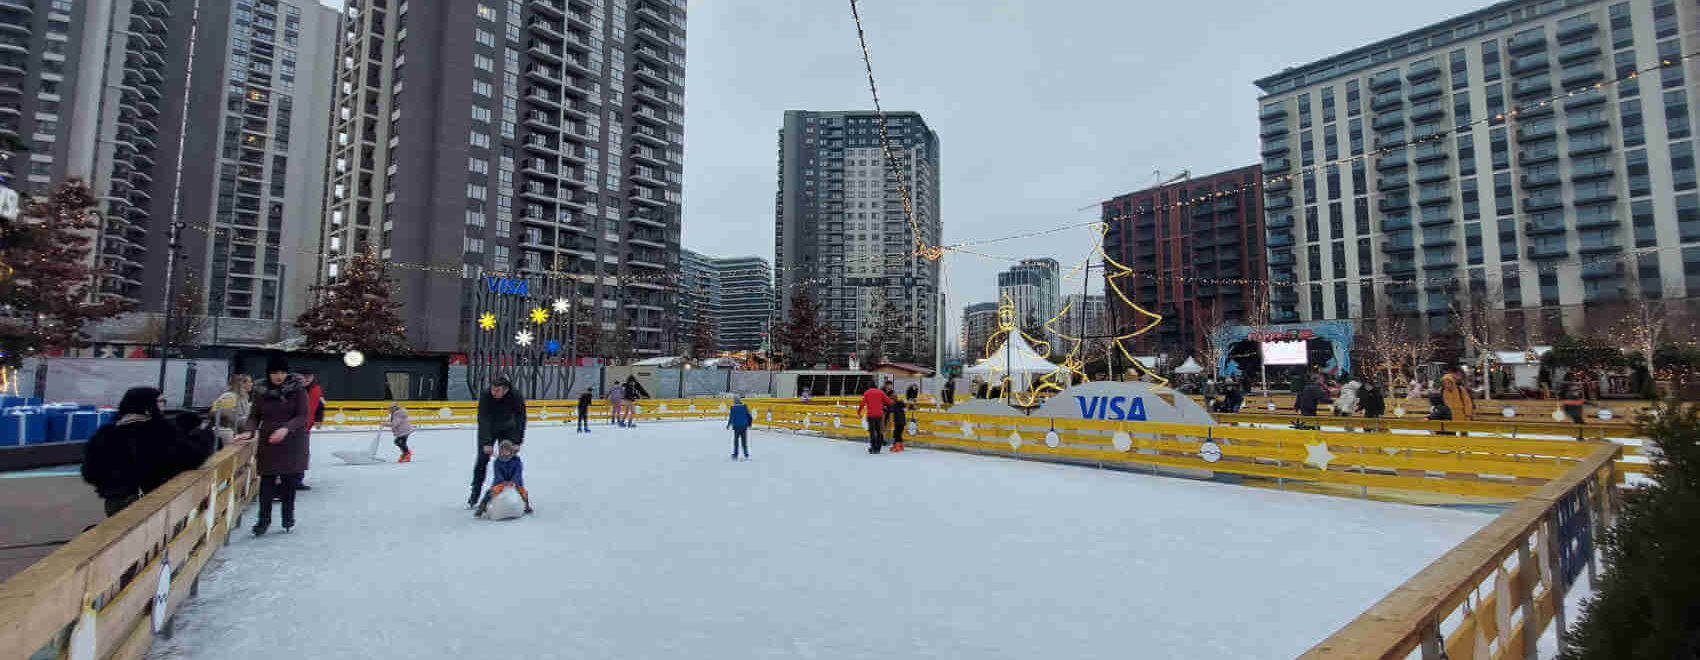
[240,356,311,535]
[82,387,212,517]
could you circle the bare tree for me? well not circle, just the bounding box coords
[1451,285,1503,397]
[1358,308,1415,388]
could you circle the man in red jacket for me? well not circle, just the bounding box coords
[856,383,895,454]
[296,366,325,490]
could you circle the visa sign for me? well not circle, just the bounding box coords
[1074,395,1148,421]
[486,276,529,296]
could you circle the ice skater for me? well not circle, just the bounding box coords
[857,382,895,454]
[888,391,908,452]
[606,381,626,427]
[728,395,753,460]
[621,376,649,427]
[473,440,533,517]
[240,356,311,535]
[383,402,413,462]
[577,387,593,432]
[471,375,527,508]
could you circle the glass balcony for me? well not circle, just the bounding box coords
[1521,170,1561,188]
[1565,111,1608,133]
[1263,157,1291,172]
[1509,29,1547,54]
[1260,103,1287,120]
[1412,143,1449,162]
[1561,63,1604,86]
[1421,228,1457,246]
[1408,80,1442,100]
[1527,244,1569,260]
[1407,59,1440,81]
[1578,234,1622,254]
[1372,112,1405,130]
[1410,101,1444,121]
[1386,260,1418,274]
[1517,121,1556,141]
[1380,196,1411,211]
[1382,231,1416,252]
[1513,76,1552,98]
[1525,211,1567,234]
[1572,185,1616,205]
[1265,195,1293,210]
[1574,204,1618,228]
[1261,140,1290,156]
[1510,52,1550,75]
[1265,213,1293,229]
[1264,177,1291,193]
[1377,151,1408,170]
[1260,121,1288,138]
[1557,15,1597,39]
[1370,69,1403,91]
[1378,173,1410,189]
[1558,39,1601,63]
[1371,91,1403,111]
[1523,193,1564,211]
[1381,214,1413,231]
[1266,231,1295,247]
[1580,261,1623,279]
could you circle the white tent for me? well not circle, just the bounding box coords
[963,332,1058,392]
[1174,356,1204,374]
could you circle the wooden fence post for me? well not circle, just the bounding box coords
[1545,513,1568,651]
[1516,542,1540,660]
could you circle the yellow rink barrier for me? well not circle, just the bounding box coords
[0,441,259,660]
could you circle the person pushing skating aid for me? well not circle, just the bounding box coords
[471,375,527,508]
[383,402,413,462]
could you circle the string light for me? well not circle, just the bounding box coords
[848,0,946,262]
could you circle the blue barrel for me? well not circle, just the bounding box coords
[0,409,46,447]
[41,408,74,444]
[65,411,102,442]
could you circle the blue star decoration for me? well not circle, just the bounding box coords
[545,339,562,354]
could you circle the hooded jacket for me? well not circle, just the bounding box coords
[477,389,528,446]
[727,402,753,431]
[249,374,312,475]
[1441,373,1475,420]
[82,388,212,504]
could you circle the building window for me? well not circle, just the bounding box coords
[470,132,489,148]
[469,157,488,174]
[1616,49,1640,99]
[476,29,496,48]
[1673,142,1697,191]
[1659,40,1685,89]
[1634,200,1656,247]
[477,3,496,20]
[1482,39,1501,82]
[1450,49,1469,89]
[1610,2,1633,49]
[473,80,492,97]
[473,106,491,123]
[1346,80,1360,117]
[1621,98,1645,146]
[1667,90,1692,139]
[474,54,494,72]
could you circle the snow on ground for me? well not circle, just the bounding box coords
[148,421,1491,660]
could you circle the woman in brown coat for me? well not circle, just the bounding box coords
[239,355,311,536]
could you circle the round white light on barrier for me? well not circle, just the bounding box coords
[1199,440,1223,463]
[1502,407,1516,418]
[439,407,453,419]
[1393,406,1406,418]
[1007,431,1023,450]
[1044,430,1060,448]
[1552,409,1567,422]
[1111,431,1133,452]
[1598,409,1613,420]
[343,350,365,368]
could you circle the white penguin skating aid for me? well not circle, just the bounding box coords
[332,429,387,465]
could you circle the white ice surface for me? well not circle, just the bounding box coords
[147,421,1491,660]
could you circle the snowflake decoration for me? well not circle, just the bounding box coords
[515,329,534,347]
[545,339,561,354]
[477,313,497,331]
[552,298,571,314]
[530,307,549,324]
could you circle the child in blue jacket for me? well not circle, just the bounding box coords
[728,396,754,460]
[474,440,533,517]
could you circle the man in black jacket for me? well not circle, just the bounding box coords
[471,375,527,508]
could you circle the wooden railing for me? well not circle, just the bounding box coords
[0,441,257,660]
[1300,442,1620,659]
[315,396,868,430]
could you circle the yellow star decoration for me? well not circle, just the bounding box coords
[530,307,549,324]
[477,313,497,331]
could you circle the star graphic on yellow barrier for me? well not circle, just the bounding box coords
[477,313,496,331]
[530,307,549,324]
[1304,441,1337,471]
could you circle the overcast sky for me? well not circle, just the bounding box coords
[680,0,1495,324]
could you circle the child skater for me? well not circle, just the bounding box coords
[383,402,414,462]
[474,440,533,517]
[577,387,593,433]
[727,395,753,460]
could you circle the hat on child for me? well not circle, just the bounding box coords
[498,439,519,453]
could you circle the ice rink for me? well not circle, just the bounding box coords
[147,420,1492,659]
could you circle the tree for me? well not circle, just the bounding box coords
[1559,402,1700,658]
[604,314,635,365]
[877,298,910,364]
[571,303,603,361]
[1609,293,1671,398]
[687,318,717,359]
[774,287,832,368]
[0,180,132,366]
[1358,309,1419,387]
[294,248,410,354]
[142,267,208,350]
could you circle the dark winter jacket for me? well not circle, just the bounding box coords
[478,389,528,446]
[492,454,524,487]
[1427,393,1453,421]
[942,381,955,403]
[727,403,753,431]
[905,385,918,402]
[82,414,211,506]
[621,379,649,401]
[248,375,312,476]
[888,399,907,427]
[1360,384,1387,417]
[1295,382,1331,416]
[577,392,593,410]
